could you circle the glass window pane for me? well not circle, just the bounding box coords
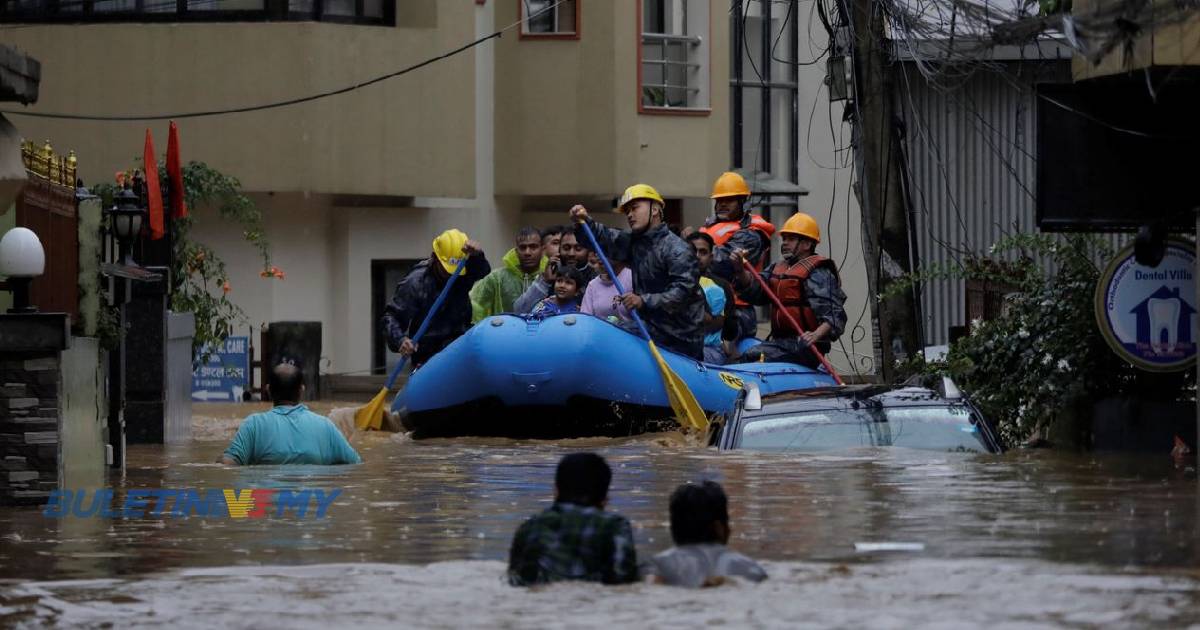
[362,0,381,18]
[643,0,664,33]
[555,0,575,32]
[740,86,764,166]
[92,0,137,11]
[145,0,177,13]
[524,0,554,33]
[187,0,261,10]
[737,405,990,452]
[322,0,353,16]
[769,1,798,80]
[287,0,312,15]
[771,88,797,181]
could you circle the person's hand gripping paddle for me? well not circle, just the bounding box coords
[578,221,709,432]
[355,256,470,431]
[739,258,844,385]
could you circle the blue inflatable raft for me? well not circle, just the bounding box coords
[392,314,839,438]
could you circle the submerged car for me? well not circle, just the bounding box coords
[714,379,1002,453]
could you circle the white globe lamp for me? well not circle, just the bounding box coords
[0,227,46,313]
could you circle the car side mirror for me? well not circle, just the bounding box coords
[742,383,762,411]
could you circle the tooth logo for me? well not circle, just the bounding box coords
[1147,297,1180,355]
[1132,286,1194,359]
[1096,239,1197,372]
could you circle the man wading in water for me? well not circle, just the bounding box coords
[508,453,638,586]
[220,360,361,466]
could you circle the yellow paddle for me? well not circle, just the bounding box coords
[355,255,469,431]
[579,221,709,432]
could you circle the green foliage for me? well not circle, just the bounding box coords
[1038,0,1072,16]
[898,234,1190,448]
[169,162,271,364]
[93,162,271,364]
[643,87,667,107]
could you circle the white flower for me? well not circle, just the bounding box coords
[1042,353,1053,365]
[1057,359,1070,371]
[1018,328,1030,339]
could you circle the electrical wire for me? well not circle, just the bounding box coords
[0,0,568,121]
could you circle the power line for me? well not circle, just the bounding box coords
[0,0,566,121]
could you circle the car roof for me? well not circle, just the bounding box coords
[745,385,957,416]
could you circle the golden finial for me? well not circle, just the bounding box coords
[66,150,78,186]
[33,139,52,179]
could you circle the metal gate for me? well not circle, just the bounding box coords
[17,140,78,320]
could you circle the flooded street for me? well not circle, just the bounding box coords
[2,403,1199,627]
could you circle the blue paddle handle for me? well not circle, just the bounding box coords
[385,255,470,389]
[579,221,653,342]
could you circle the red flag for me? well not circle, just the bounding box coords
[166,121,188,219]
[143,129,165,240]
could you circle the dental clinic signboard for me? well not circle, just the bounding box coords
[192,336,249,401]
[1095,239,1196,372]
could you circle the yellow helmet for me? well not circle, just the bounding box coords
[432,228,469,275]
[780,213,820,243]
[616,183,664,211]
[710,171,751,199]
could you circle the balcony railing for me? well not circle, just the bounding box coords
[641,32,702,108]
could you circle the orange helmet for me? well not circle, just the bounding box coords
[780,212,820,243]
[710,171,751,199]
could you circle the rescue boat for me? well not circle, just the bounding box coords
[392,313,838,438]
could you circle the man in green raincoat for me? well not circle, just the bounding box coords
[470,226,547,322]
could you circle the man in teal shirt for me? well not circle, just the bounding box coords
[220,361,362,466]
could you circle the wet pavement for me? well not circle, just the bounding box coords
[1,403,1199,627]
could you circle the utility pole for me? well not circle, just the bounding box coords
[847,0,921,382]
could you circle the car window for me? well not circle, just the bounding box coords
[737,403,990,452]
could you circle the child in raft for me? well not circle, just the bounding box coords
[580,250,632,323]
[530,265,583,316]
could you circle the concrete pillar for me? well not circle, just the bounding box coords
[0,313,69,505]
[123,270,168,444]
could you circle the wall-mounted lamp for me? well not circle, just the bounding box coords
[0,227,46,313]
[108,187,145,266]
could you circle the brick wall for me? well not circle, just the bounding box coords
[0,352,60,504]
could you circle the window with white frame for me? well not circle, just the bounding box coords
[641,0,710,110]
[521,0,577,36]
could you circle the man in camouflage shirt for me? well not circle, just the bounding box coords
[508,453,638,586]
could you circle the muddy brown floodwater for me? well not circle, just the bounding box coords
[1,402,1199,628]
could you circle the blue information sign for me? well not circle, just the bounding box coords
[1095,239,1197,372]
[192,336,250,402]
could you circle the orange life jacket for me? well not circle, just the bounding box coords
[766,255,838,338]
[702,214,776,307]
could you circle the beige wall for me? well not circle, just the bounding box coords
[5,13,477,197]
[792,28,874,377]
[189,192,520,375]
[495,0,729,199]
[614,1,730,198]
[1072,0,1200,80]
[6,0,749,379]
